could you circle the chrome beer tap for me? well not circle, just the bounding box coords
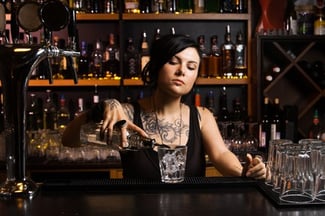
[0,1,79,198]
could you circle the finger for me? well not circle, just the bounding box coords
[127,122,149,137]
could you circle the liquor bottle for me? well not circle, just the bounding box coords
[234,31,247,78]
[193,0,204,13]
[270,97,281,140]
[78,41,90,79]
[204,0,220,13]
[93,84,100,105]
[140,31,150,72]
[51,36,62,79]
[154,28,161,41]
[221,0,233,13]
[124,0,140,13]
[74,0,85,13]
[285,0,297,35]
[166,0,177,13]
[197,35,209,78]
[124,37,140,78]
[218,86,230,122]
[56,38,68,79]
[43,89,57,131]
[57,95,70,133]
[90,39,104,79]
[178,0,193,13]
[206,90,216,116]
[208,35,221,78]
[259,97,271,153]
[234,0,246,13]
[221,25,235,78]
[194,88,201,107]
[139,0,152,13]
[232,97,242,122]
[26,93,42,131]
[103,33,120,77]
[109,120,156,149]
[104,0,116,13]
[308,109,323,140]
[74,98,85,118]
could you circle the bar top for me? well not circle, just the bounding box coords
[0,177,324,216]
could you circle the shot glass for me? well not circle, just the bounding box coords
[157,145,187,183]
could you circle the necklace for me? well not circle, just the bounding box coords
[152,97,183,146]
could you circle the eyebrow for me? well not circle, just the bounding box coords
[173,55,199,65]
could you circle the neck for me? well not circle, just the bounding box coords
[152,91,182,115]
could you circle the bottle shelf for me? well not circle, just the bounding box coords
[26,78,249,87]
[256,35,325,139]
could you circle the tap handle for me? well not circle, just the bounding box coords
[46,58,53,84]
[66,55,78,84]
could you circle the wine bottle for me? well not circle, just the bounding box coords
[103,33,120,78]
[57,95,70,133]
[78,41,90,79]
[270,97,281,140]
[139,0,152,13]
[234,31,247,78]
[221,25,235,78]
[124,37,140,78]
[74,98,85,118]
[140,31,150,72]
[90,40,104,79]
[206,90,216,116]
[43,89,57,131]
[26,93,42,131]
[259,97,271,153]
[308,109,323,140]
[218,86,230,122]
[93,84,100,105]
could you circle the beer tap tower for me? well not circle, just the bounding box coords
[0,1,79,198]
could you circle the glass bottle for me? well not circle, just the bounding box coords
[197,35,209,78]
[57,95,70,133]
[208,35,221,78]
[26,93,42,131]
[204,0,220,13]
[314,9,325,35]
[234,31,247,78]
[166,0,177,13]
[265,66,280,84]
[218,86,230,122]
[124,0,140,13]
[221,25,235,78]
[139,0,152,13]
[74,98,85,118]
[194,88,201,107]
[103,33,120,78]
[90,39,104,79]
[140,31,150,72]
[308,109,323,140]
[78,41,90,79]
[193,0,204,13]
[221,0,233,13]
[206,90,216,116]
[124,37,140,78]
[105,0,116,13]
[57,38,68,79]
[154,28,161,41]
[43,89,57,131]
[178,0,193,13]
[270,97,281,140]
[93,84,100,105]
[259,97,271,153]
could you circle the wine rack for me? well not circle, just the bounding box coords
[255,35,325,139]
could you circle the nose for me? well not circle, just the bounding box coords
[175,65,185,76]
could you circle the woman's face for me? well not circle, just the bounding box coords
[157,47,200,97]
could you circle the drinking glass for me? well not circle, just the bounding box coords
[279,143,315,204]
[265,139,292,186]
[315,147,325,202]
[158,145,187,183]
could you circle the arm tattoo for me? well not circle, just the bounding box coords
[104,99,120,111]
[122,103,134,122]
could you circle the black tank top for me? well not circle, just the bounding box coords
[119,102,206,179]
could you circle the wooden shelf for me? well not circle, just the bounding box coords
[25,78,248,87]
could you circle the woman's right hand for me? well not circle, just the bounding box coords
[100,99,148,147]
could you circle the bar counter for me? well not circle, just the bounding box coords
[1,177,324,216]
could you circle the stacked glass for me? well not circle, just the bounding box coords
[265,138,325,204]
